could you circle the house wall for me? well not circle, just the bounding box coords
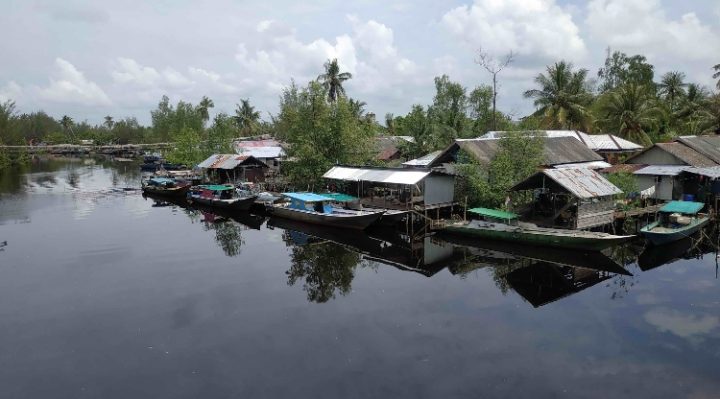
[577,198,615,229]
[423,174,455,206]
[627,147,684,165]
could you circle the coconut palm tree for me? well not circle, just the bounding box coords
[713,63,720,90]
[317,58,352,102]
[348,99,366,119]
[197,96,214,124]
[657,71,687,112]
[598,83,659,147]
[523,61,593,130]
[103,115,114,130]
[234,99,260,136]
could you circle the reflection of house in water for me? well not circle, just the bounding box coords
[441,235,631,307]
[268,218,459,277]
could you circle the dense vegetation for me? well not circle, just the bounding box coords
[1,51,719,200]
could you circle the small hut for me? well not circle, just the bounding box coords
[510,168,621,229]
[197,154,268,183]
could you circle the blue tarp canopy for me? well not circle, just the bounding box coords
[283,192,333,203]
[660,201,704,214]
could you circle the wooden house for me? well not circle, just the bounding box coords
[197,154,268,183]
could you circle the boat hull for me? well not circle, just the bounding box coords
[267,205,384,230]
[141,185,190,198]
[640,217,710,245]
[189,195,257,211]
[442,223,633,251]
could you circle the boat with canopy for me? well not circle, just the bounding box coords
[266,192,384,230]
[640,201,709,245]
[188,184,257,210]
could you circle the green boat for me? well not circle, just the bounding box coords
[442,208,633,251]
[640,201,709,245]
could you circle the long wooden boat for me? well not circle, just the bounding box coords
[442,207,633,251]
[266,192,384,230]
[188,184,257,211]
[640,201,709,245]
[141,177,190,198]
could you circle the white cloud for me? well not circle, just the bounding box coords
[111,58,195,90]
[441,0,587,62]
[586,0,720,62]
[0,81,23,103]
[644,308,719,339]
[38,58,111,106]
[234,16,421,100]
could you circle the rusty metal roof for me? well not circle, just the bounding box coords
[511,168,622,198]
[438,136,602,167]
[675,135,720,164]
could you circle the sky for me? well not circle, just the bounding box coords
[1,0,719,126]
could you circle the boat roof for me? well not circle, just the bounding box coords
[323,166,431,185]
[659,201,704,214]
[198,184,234,191]
[468,207,518,220]
[322,193,358,202]
[283,192,333,202]
[149,177,174,184]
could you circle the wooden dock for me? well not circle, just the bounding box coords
[613,204,663,220]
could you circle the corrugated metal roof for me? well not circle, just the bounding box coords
[633,165,688,176]
[600,164,647,174]
[197,154,264,169]
[512,168,622,198]
[437,136,602,167]
[402,150,442,167]
[236,146,285,158]
[655,142,717,167]
[676,135,720,164]
[481,130,643,152]
[683,166,720,179]
[323,166,431,185]
[552,161,612,170]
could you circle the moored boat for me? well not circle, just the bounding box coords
[640,201,709,245]
[141,177,190,198]
[188,184,257,211]
[266,192,384,230]
[442,207,633,251]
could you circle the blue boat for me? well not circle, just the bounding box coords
[640,201,709,245]
[266,192,384,230]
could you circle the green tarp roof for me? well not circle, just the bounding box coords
[660,201,704,214]
[198,184,234,191]
[321,193,358,202]
[468,207,518,220]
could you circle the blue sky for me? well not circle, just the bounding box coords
[1,0,719,125]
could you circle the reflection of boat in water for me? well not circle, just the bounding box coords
[267,218,456,277]
[505,262,615,308]
[640,201,709,245]
[267,193,384,230]
[638,235,699,271]
[442,208,633,251]
[143,192,266,230]
[441,234,632,276]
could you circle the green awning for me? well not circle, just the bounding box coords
[468,207,518,220]
[321,193,358,202]
[660,201,704,214]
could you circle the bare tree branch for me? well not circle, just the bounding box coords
[475,48,516,131]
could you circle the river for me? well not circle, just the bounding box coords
[1,158,719,398]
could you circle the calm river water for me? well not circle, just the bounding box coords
[1,158,720,398]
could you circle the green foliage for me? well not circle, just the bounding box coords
[598,50,655,93]
[606,171,638,200]
[395,105,434,158]
[277,81,375,187]
[524,61,594,131]
[317,58,353,102]
[166,127,202,166]
[234,99,261,136]
[595,83,657,146]
[428,75,467,143]
[205,113,236,154]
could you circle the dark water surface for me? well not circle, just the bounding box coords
[1,159,720,398]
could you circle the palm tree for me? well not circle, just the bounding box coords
[197,96,214,124]
[385,113,396,134]
[523,61,593,130]
[234,99,261,136]
[713,63,720,90]
[317,58,352,102]
[598,83,659,147]
[657,71,687,112]
[348,99,366,119]
[103,115,114,130]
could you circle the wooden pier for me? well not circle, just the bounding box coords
[613,204,663,220]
